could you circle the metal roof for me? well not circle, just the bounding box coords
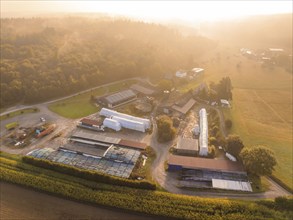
[71,130,121,144]
[105,89,136,104]
[168,155,246,173]
[175,137,199,151]
[212,179,252,192]
[172,98,196,115]
[27,148,140,178]
[118,139,147,150]
[80,118,101,126]
[130,84,155,95]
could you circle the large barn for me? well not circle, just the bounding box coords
[98,89,137,108]
[199,108,208,156]
[167,155,252,192]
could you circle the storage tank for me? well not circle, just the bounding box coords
[111,116,145,132]
[103,118,121,131]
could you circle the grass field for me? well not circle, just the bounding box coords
[0,108,39,121]
[198,45,293,189]
[48,80,137,119]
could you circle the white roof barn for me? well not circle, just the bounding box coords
[199,108,208,156]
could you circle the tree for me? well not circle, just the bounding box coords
[158,80,173,92]
[225,135,244,158]
[157,115,176,142]
[240,146,277,176]
[225,119,233,129]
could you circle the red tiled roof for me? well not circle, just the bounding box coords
[118,139,147,150]
[168,155,245,173]
[80,118,101,126]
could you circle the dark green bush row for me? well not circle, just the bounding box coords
[22,156,156,190]
[1,165,289,220]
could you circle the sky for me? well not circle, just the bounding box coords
[1,1,292,22]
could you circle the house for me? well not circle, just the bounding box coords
[175,70,187,78]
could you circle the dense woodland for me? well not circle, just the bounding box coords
[0,17,215,107]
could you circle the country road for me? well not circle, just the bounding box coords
[0,77,145,117]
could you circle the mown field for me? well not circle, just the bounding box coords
[48,80,137,119]
[0,151,291,220]
[197,45,292,189]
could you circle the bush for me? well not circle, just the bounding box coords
[208,145,216,158]
[157,115,176,142]
[22,156,156,190]
[275,196,293,211]
[225,119,232,129]
[209,137,218,146]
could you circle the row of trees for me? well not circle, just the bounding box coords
[1,17,216,108]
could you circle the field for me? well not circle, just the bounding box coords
[48,80,137,119]
[0,108,39,121]
[0,151,290,220]
[198,45,292,189]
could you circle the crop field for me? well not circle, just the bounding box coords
[48,80,137,119]
[0,152,290,220]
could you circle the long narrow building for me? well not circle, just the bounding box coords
[199,108,208,156]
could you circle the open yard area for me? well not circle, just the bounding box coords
[48,79,137,119]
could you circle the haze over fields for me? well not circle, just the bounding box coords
[0,0,292,211]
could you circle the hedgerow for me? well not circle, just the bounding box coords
[22,156,156,190]
[0,152,291,220]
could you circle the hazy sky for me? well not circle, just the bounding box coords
[1,1,292,21]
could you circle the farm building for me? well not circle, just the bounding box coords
[130,84,156,96]
[199,108,208,156]
[98,89,137,108]
[191,68,204,77]
[99,108,151,130]
[78,118,104,131]
[175,70,187,78]
[220,99,231,108]
[172,98,196,115]
[70,130,147,150]
[103,118,121,131]
[28,147,141,179]
[111,116,146,133]
[167,155,252,191]
[174,137,199,156]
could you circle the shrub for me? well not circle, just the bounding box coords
[22,156,156,190]
[225,119,233,129]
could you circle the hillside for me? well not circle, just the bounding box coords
[0,17,215,108]
[200,14,292,49]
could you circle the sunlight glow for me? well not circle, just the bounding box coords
[1,1,292,21]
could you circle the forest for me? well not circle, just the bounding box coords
[0,17,216,107]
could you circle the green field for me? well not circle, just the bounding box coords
[198,45,293,189]
[48,80,137,119]
[0,108,39,121]
[0,151,291,220]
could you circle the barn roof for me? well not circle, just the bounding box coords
[105,89,136,104]
[168,155,245,173]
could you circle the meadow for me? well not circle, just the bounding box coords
[48,80,136,119]
[198,45,292,189]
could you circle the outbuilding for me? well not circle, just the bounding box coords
[98,89,137,108]
[174,137,199,156]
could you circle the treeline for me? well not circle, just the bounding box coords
[1,152,290,220]
[0,17,216,107]
[22,156,156,190]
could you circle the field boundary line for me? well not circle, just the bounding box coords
[252,90,289,126]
